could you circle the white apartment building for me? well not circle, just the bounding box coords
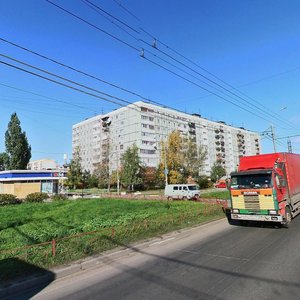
[72,101,261,176]
[27,158,58,170]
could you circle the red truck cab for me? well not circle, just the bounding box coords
[229,153,300,227]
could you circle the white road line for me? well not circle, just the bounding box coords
[149,237,176,246]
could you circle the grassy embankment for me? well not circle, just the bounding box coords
[0,195,226,282]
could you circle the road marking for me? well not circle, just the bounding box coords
[149,237,176,246]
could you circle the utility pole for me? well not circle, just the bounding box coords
[287,138,293,153]
[154,140,168,186]
[164,141,168,186]
[271,125,277,153]
[116,146,120,195]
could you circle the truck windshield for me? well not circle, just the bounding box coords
[188,185,198,190]
[230,174,272,189]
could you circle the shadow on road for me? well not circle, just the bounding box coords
[101,234,300,291]
[0,258,55,299]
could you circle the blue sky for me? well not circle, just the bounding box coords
[1,0,300,164]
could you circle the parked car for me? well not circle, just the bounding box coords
[215,179,227,188]
[164,184,200,200]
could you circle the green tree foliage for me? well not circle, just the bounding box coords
[87,173,99,188]
[66,147,83,189]
[158,131,208,184]
[141,166,158,190]
[183,137,208,178]
[0,153,9,171]
[210,161,226,182]
[120,144,143,191]
[5,113,31,169]
[158,130,184,185]
[93,162,109,188]
[197,175,213,189]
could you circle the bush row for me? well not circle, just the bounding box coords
[0,192,68,206]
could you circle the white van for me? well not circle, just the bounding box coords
[164,184,200,200]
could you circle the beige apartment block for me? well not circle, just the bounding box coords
[72,101,261,176]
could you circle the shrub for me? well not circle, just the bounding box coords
[197,176,213,189]
[51,194,68,201]
[25,192,49,203]
[0,194,20,206]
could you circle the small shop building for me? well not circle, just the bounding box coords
[0,170,67,198]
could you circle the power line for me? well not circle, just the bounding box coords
[81,0,138,40]
[0,53,137,108]
[83,0,139,34]
[139,40,299,132]
[0,82,98,113]
[142,56,285,126]
[46,0,139,52]
[53,1,298,132]
[79,0,297,132]
[0,37,164,107]
[112,0,141,21]
[1,36,268,126]
[0,59,138,110]
[0,55,255,136]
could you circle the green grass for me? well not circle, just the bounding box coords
[201,190,230,199]
[0,198,224,282]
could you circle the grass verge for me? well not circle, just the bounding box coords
[0,198,224,282]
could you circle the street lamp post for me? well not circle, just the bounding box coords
[116,150,120,195]
[155,141,168,186]
[163,141,168,186]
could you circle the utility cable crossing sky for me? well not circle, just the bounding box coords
[1,0,300,160]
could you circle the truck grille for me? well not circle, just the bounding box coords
[244,195,260,210]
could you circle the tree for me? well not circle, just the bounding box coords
[141,166,158,190]
[0,153,9,171]
[183,137,208,178]
[120,144,143,191]
[158,130,185,185]
[66,147,83,189]
[210,161,226,182]
[5,113,31,169]
[157,131,208,185]
[93,162,109,188]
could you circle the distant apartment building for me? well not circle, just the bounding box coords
[72,101,261,176]
[27,159,58,170]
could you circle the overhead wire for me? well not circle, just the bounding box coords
[0,36,277,128]
[0,82,98,113]
[0,37,164,107]
[81,0,138,40]
[112,0,141,21]
[139,26,299,131]
[76,0,298,132]
[46,0,139,52]
[0,54,246,134]
[0,53,137,108]
[0,0,290,150]
[2,51,280,133]
[0,59,139,111]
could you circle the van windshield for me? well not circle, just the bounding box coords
[188,185,198,190]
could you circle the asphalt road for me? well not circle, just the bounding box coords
[19,216,300,300]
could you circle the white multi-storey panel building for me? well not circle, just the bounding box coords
[72,101,261,176]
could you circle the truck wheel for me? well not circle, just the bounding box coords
[182,196,187,201]
[282,206,292,228]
